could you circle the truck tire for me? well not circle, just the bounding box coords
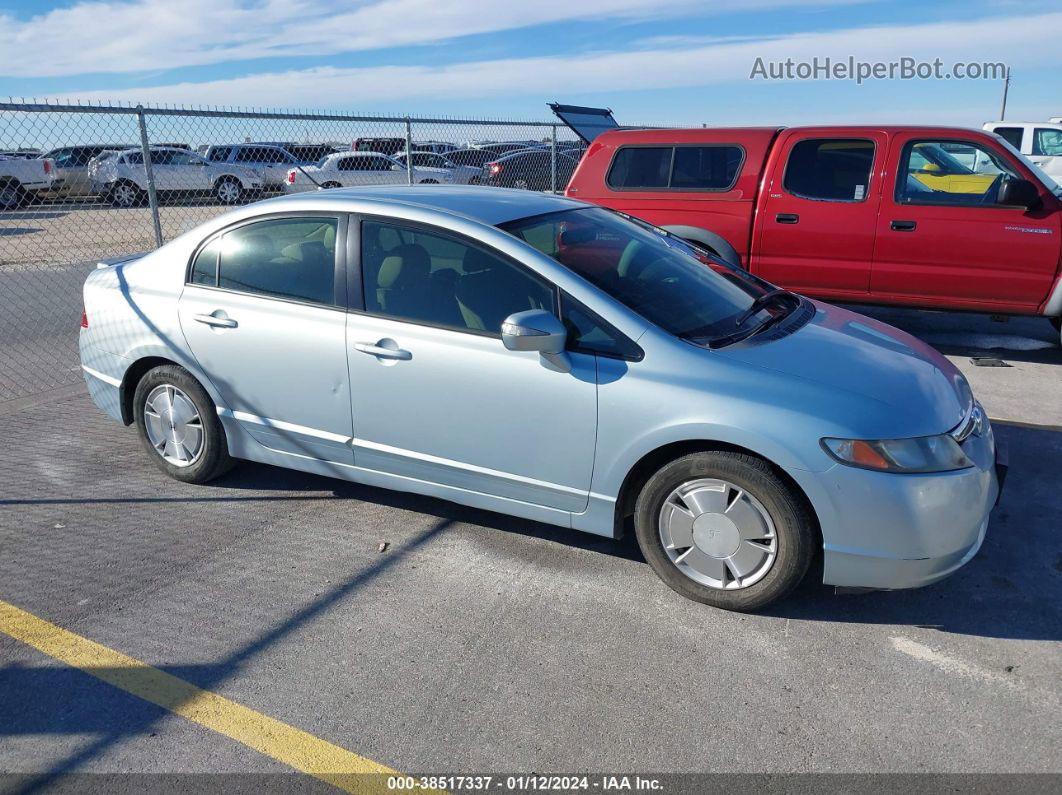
[634,451,816,612]
[0,179,27,211]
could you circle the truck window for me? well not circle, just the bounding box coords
[1033,128,1062,157]
[607,145,742,190]
[896,140,1018,205]
[782,139,874,202]
[993,127,1024,149]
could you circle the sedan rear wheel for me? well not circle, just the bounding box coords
[133,365,234,483]
[214,177,243,204]
[109,180,143,208]
[634,451,815,611]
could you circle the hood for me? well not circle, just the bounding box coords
[720,301,971,437]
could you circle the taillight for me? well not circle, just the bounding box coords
[43,159,52,175]
[80,309,89,329]
[287,170,296,184]
[488,162,502,176]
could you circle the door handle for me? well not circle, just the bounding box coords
[775,213,799,224]
[354,341,412,360]
[194,313,238,328]
[890,220,917,232]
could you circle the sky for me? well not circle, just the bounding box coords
[0,0,1059,127]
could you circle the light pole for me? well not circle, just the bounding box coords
[999,67,1011,120]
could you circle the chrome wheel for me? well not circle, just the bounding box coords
[112,182,139,207]
[659,478,777,590]
[143,384,204,467]
[216,179,241,203]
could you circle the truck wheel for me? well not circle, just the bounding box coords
[109,180,144,208]
[0,180,27,211]
[634,451,815,612]
[214,177,243,204]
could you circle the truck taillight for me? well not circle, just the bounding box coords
[488,162,502,176]
[287,170,296,184]
[43,159,51,175]
[80,309,89,329]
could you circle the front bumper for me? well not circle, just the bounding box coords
[813,424,1001,591]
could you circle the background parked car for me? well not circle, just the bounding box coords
[285,151,452,192]
[203,144,320,190]
[394,151,482,184]
[447,148,498,168]
[413,141,458,155]
[0,155,58,209]
[0,149,42,159]
[90,146,263,207]
[472,141,547,156]
[352,137,406,156]
[479,149,579,191]
[39,144,135,198]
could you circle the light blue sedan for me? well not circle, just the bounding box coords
[79,186,1003,610]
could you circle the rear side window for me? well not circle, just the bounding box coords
[209,217,339,305]
[1033,128,1062,157]
[993,127,1024,149]
[207,147,232,162]
[783,139,874,202]
[607,145,742,190]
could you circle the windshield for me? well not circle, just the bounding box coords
[500,207,779,342]
[995,136,1062,195]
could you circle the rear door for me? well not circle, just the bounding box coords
[870,133,1060,311]
[753,132,886,296]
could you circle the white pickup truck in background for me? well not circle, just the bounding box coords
[0,156,58,210]
[983,119,1062,183]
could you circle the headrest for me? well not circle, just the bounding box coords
[377,256,404,289]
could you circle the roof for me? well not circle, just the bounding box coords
[267,185,587,225]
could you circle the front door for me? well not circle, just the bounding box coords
[346,218,597,513]
[753,132,886,298]
[871,135,1060,311]
[178,214,353,463]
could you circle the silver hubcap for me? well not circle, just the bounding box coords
[114,184,136,206]
[659,479,777,590]
[218,181,239,202]
[143,385,204,467]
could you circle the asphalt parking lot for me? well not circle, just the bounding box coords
[0,299,1059,791]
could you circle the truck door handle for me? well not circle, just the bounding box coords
[891,220,917,232]
[354,341,412,361]
[775,213,799,224]
[193,313,238,328]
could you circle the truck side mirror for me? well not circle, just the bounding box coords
[998,178,1041,210]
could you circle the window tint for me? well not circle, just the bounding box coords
[1033,128,1062,157]
[993,127,1024,149]
[168,151,201,166]
[896,140,1018,205]
[361,221,554,334]
[215,217,338,305]
[207,147,231,162]
[339,155,391,172]
[783,139,874,201]
[607,147,671,188]
[560,294,640,359]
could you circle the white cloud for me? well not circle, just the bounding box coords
[44,10,1062,117]
[0,0,863,78]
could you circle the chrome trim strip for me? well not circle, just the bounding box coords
[216,408,352,444]
[81,365,121,388]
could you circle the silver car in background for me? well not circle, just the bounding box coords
[284,151,452,192]
[78,187,1002,610]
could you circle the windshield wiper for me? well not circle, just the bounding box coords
[705,292,799,349]
[732,289,793,328]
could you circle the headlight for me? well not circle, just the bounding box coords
[821,434,973,473]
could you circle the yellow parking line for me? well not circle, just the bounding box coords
[0,599,403,794]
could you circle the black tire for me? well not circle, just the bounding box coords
[320,181,342,189]
[109,180,144,208]
[634,451,815,611]
[133,365,235,484]
[0,180,28,210]
[420,179,439,184]
[214,176,243,204]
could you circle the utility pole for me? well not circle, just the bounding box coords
[999,67,1011,120]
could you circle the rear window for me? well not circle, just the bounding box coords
[993,127,1024,149]
[607,145,743,191]
[783,138,874,202]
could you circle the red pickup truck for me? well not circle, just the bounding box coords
[554,106,1062,340]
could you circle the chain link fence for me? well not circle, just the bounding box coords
[0,101,583,403]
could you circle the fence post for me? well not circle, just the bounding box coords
[550,125,558,194]
[136,105,163,248]
[404,117,414,186]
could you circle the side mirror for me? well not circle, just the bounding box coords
[998,177,1041,209]
[501,309,570,372]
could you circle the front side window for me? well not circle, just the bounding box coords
[501,207,773,345]
[783,139,874,201]
[209,217,338,305]
[607,145,743,190]
[1033,128,1062,157]
[361,221,554,334]
[896,140,1018,205]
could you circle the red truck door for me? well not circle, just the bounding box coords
[752,131,887,298]
[870,132,1060,312]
